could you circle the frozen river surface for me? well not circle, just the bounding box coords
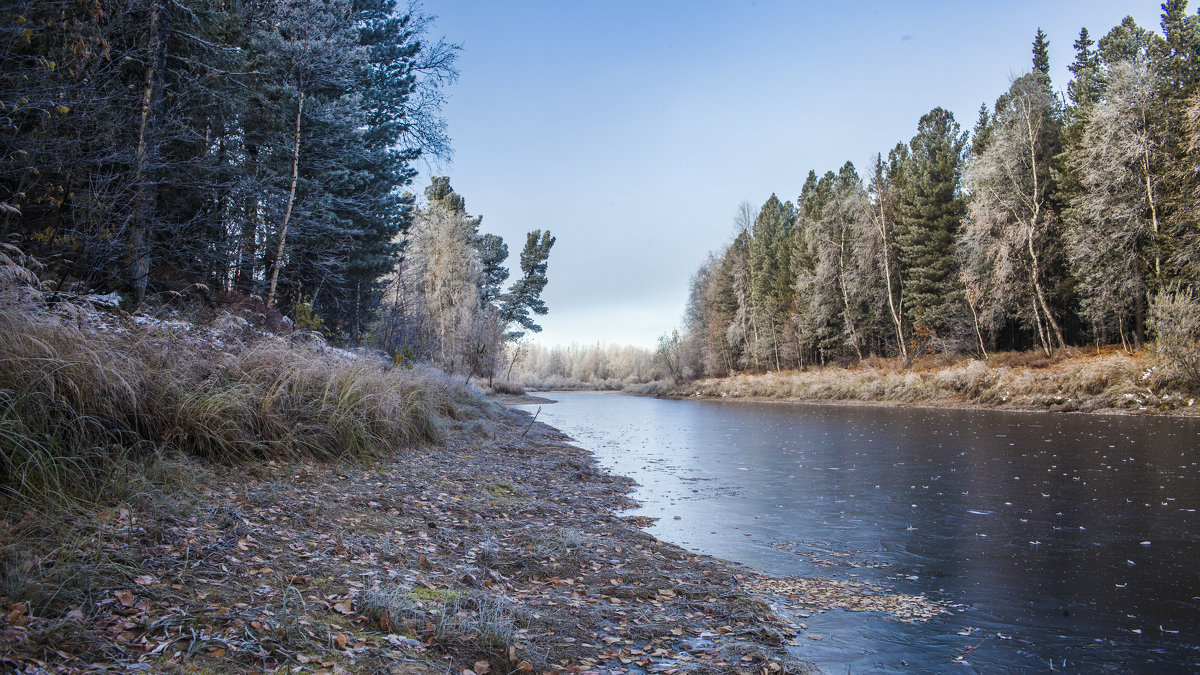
[519,392,1200,673]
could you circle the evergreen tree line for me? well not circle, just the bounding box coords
[680,7,1200,379]
[1,0,459,340]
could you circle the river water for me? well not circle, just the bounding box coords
[516,392,1200,673]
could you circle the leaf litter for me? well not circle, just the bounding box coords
[0,400,838,673]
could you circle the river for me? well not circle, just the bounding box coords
[517,392,1200,673]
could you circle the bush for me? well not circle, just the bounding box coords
[1149,290,1200,390]
[488,380,525,395]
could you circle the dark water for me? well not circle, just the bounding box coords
[517,392,1200,673]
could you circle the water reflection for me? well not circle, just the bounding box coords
[520,392,1200,672]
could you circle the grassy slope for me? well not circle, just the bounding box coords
[674,348,1198,414]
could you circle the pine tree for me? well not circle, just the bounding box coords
[1032,28,1051,81]
[1068,28,1104,110]
[499,231,555,340]
[894,108,968,344]
[1098,16,1155,65]
[749,195,795,370]
[1152,0,1200,281]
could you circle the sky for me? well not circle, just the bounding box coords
[420,0,1167,349]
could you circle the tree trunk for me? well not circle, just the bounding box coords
[837,229,864,361]
[129,0,167,308]
[1026,224,1065,352]
[770,320,781,371]
[1134,288,1145,348]
[1022,104,1065,353]
[266,91,304,311]
[1141,109,1161,284]
[966,295,989,359]
[876,200,907,360]
[236,144,259,293]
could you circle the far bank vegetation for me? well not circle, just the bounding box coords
[666,13,1200,409]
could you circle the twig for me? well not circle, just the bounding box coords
[521,406,541,438]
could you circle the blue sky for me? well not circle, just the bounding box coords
[422,1,1166,349]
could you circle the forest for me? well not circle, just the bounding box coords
[675,10,1200,387]
[1,0,550,382]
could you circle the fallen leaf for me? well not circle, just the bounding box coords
[332,599,353,615]
[516,662,533,673]
[114,590,135,608]
[210,648,226,658]
[473,660,491,674]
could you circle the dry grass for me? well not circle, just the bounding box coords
[0,251,457,508]
[679,348,1196,414]
[362,585,538,666]
[487,380,526,396]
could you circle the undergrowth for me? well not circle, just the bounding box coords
[0,245,460,508]
[678,346,1197,413]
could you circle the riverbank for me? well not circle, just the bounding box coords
[1,396,827,673]
[0,284,823,673]
[670,349,1199,416]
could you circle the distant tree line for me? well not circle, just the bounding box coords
[507,342,660,390]
[1,0,459,341]
[678,7,1200,379]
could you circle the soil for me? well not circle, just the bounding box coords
[0,397,821,674]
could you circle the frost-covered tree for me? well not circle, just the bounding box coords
[402,204,485,371]
[1066,58,1166,348]
[962,73,1067,356]
[865,148,909,359]
[799,164,874,362]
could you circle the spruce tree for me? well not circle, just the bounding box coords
[894,108,968,342]
[1068,28,1103,110]
[1032,28,1051,80]
[749,195,795,370]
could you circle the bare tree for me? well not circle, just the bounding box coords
[865,153,908,360]
[962,74,1066,356]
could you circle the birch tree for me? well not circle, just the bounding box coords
[865,149,908,360]
[962,74,1067,356]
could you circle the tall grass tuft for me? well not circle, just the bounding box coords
[0,251,451,507]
